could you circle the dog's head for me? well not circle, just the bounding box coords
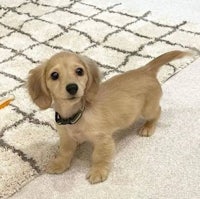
[27,51,101,117]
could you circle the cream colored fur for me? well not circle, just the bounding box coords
[28,50,189,184]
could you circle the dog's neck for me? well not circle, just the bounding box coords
[52,98,86,125]
[52,98,85,119]
[55,105,85,125]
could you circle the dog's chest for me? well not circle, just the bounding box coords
[65,126,86,143]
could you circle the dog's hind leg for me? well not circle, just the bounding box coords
[139,105,161,137]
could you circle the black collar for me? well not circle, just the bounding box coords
[55,107,85,125]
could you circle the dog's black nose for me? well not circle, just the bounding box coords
[66,83,78,95]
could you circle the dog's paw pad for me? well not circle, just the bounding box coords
[86,168,109,184]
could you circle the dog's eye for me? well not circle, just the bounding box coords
[51,72,59,80]
[75,68,84,76]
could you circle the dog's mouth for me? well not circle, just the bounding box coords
[61,96,81,101]
[68,96,78,100]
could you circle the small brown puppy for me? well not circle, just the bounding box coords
[28,50,188,184]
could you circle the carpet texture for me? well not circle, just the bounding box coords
[0,0,200,198]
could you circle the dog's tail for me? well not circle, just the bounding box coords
[142,50,191,76]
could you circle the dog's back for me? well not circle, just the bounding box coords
[95,51,190,132]
[100,50,189,96]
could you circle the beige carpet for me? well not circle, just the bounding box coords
[0,0,200,198]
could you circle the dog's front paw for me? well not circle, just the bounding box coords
[46,156,70,174]
[86,167,109,184]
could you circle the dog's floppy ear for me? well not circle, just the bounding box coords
[27,62,52,109]
[81,56,101,103]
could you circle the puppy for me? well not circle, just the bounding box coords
[28,50,188,184]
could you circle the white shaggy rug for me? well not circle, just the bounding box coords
[0,0,200,198]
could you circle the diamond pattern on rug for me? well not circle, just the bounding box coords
[0,0,200,198]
